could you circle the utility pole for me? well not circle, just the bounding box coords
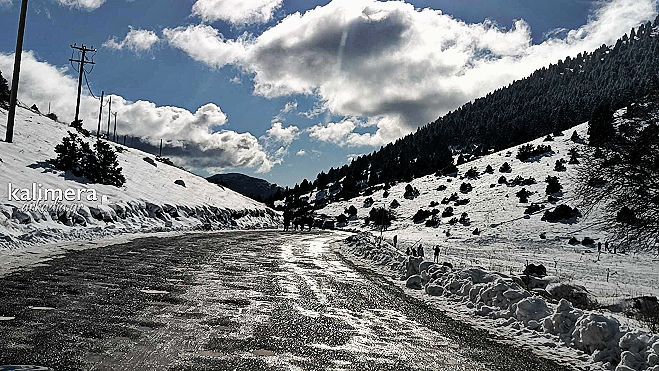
[69,44,96,124]
[96,90,104,138]
[159,139,163,157]
[5,0,30,143]
[112,112,117,142]
[123,135,126,146]
[106,96,112,138]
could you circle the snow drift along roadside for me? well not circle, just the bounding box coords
[343,233,659,371]
[0,106,280,249]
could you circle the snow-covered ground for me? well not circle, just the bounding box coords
[0,106,280,251]
[319,119,659,303]
[340,233,659,371]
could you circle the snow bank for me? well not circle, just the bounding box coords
[344,232,658,371]
[0,106,280,249]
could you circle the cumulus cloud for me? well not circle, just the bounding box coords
[168,0,657,147]
[265,121,300,146]
[0,52,274,173]
[104,27,160,53]
[191,0,283,26]
[56,0,105,11]
[163,24,247,68]
[296,149,306,157]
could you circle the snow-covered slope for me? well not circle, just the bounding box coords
[0,106,280,248]
[317,114,659,303]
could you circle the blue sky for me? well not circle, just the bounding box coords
[0,0,654,186]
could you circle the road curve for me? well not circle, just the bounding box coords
[0,231,574,371]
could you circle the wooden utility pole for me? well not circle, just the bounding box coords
[123,135,126,146]
[112,112,117,142]
[69,44,96,124]
[5,0,30,143]
[96,90,104,138]
[106,96,112,138]
[159,139,163,157]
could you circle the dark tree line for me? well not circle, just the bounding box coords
[284,16,659,202]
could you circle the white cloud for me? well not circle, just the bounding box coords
[168,0,657,147]
[296,149,306,157]
[0,0,12,7]
[0,51,274,173]
[104,27,160,53]
[56,0,105,11]
[191,0,283,26]
[308,120,356,146]
[163,24,247,68]
[265,121,300,146]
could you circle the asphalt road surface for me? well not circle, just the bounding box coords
[0,231,574,371]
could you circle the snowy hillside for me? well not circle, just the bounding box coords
[316,115,659,304]
[0,106,280,249]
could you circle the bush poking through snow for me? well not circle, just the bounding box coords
[546,176,563,195]
[413,209,432,223]
[499,162,512,173]
[542,205,581,223]
[404,184,420,200]
[517,144,554,162]
[460,182,473,194]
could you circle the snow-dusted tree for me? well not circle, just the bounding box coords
[0,70,10,106]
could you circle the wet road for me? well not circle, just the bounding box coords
[0,231,573,370]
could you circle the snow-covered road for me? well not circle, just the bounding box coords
[0,231,572,370]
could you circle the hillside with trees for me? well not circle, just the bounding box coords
[286,16,659,200]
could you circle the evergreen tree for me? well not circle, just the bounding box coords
[92,140,125,187]
[0,70,9,105]
[588,103,616,146]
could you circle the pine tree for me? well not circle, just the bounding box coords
[93,140,125,187]
[0,70,10,105]
[588,103,616,146]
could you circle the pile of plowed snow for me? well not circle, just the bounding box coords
[0,106,279,248]
[344,233,659,371]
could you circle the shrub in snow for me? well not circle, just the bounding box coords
[546,176,563,195]
[472,228,480,235]
[516,188,533,203]
[547,283,593,310]
[485,164,494,174]
[363,197,374,208]
[555,159,567,172]
[524,203,543,215]
[522,264,547,277]
[465,167,479,179]
[345,205,358,218]
[383,190,390,198]
[425,216,440,228]
[336,214,348,226]
[582,237,595,246]
[174,179,186,187]
[509,176,537,187]
[517,144,553,162]
[45,112,58,122]
[367,207,394,227]
[571,131,583,143]
[413,209,432,223]
[455,198,470,206]
[155,156,175,166]
[389,199,400,209]
[436,184,447,191]
[616,206,637,225]
[569,148,580,165]
[499,162,512,173]
[459,212,470,226]
[460,182,473,194]
[429,200,439,207]
[498,175,508,184]
[442,206,454,218]
[544,134,554,142]
[569,236,581,245]
[143,157,157,167]
[404,184,420,200]
[542,205,581,223]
